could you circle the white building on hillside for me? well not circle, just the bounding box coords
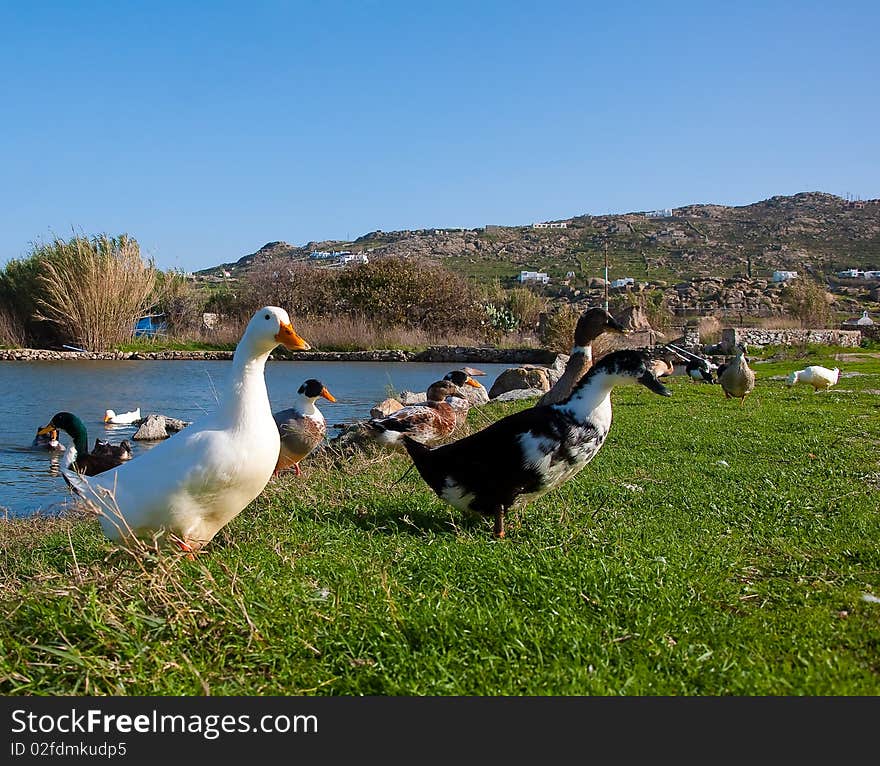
[519,271,550,284]
[772,270,799,282]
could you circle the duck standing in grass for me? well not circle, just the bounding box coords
[686,357,717,383]
[273,378,336,476]
[719,343,755,405]
[537,308,627,406]
[786,365,840,392]
[402,349,672,538]
[36,412,131,475]
[59,306,311,552]
[367,379,470,449]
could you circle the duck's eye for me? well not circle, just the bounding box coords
[265,313,271,320]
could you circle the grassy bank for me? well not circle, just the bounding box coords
[1,352,879,695]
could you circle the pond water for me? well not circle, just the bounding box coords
[0,359,511,517]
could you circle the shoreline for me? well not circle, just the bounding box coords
[0,346,559,365]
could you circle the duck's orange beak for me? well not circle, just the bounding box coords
[464,376,482,388]
[321,387,336,402]
[37,423,56,437]
[275,322,311,351]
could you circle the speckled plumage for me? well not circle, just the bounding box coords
[274,379,335,475]
[537,308,627,406]
[368,379,468,449]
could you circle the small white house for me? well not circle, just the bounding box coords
[611,277,635,289]
[340,253,369,266]
[645,208,673,218]
[519,271,550,284]
[772,270,799,283]
[843,310,874,326]
[837,269,864,278]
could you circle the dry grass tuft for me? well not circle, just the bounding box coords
[35,235,157,350]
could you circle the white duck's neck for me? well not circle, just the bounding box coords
[297,395,321,417]
[555,371,614,432]
[225,342,273,425]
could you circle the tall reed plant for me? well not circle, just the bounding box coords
[35,234,158,350]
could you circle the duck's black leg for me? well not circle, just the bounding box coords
[493,506,505,539]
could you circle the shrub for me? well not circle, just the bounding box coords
[540,303,581,353]
[781,277,834,328]
[0,305,27,347]
[34,234,158,350]
[334,257,485,333]
[504,287,547,333]
[0,246,63,346]
[240,261,339,319]
[154,270,206,335]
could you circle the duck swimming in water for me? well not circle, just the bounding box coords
[37,412,131,475]
[402,350,672,538]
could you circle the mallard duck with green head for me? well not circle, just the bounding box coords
[37,412,133,476]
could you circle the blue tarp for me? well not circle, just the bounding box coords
[134,314,167,337]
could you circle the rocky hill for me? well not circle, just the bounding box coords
[198,192,879,284]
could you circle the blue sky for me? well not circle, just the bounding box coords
[1,1,877,273]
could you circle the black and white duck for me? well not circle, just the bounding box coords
[37,412,132,475]
[443,369,488,406]
[367,379,469,449]
[273,378,336,476]
[536,308,627,406]
[686,357,717,383]
[402,349,672,538]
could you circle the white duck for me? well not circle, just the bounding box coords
[786,365,840,391]
[104,407,142,425]
[61,306,310,551]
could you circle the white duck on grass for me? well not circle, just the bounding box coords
[786,365,840,391]
[61,306,311,552]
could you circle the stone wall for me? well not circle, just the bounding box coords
[720,328,862,351]
[858,325,880,342]
[0,346,556,364]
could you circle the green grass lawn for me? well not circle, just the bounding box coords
[1,352,879,695]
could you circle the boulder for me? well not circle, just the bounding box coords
[458,382,490,406]
[491,388,545,402]
[132,413,192,440]
[370,398,404,418]
[398,391,427,405]
[488,367,551,399]
[133,414,170,441]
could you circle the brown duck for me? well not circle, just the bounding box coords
[537,307,628,406]
[367,379,468,449]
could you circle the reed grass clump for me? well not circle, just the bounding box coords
[34,234,158,350]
